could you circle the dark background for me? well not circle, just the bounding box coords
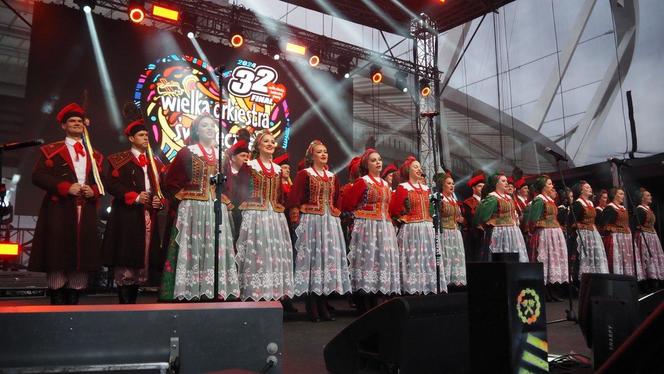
[15,2,353,215]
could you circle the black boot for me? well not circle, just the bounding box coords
[65,288,80,305]
[128,285,139,304]
[308,295,321,322]
[49,288,66,305]
[318,295,335,321]
[118,286,131,304]
[281,297,299,313]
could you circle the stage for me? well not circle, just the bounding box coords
[0,292,590,374]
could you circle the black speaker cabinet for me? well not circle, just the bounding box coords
[324,293,469,374]
[467,262,548,374]
[0,302,283,373]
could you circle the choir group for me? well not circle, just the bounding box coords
[29,106,664,322]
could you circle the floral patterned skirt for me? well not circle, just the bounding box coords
[604,232,645,280]
[293,212,351,296]
[577,228,609,275]
[637,231,664,280]
[348,218,400,295]
[159,200,239,301]
[439,227,466,286]
[397,221,444,294]
[236,206,294,301]
[534,227,569,284]
[489,225,529,263]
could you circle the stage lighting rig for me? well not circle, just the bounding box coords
[181,12,197,39]
[370,65,383,84]
[267,37,281,60]
[152,3,180,23]
[337,54,353,79]
[309,46,321,67]
[420,78,431,97]
[128,0,145,24]
[74,0,97,13]
[229,23,244,48]
[395,71,408,93]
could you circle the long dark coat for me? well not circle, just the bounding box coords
[101,150,164,270]
[28,141,103,273]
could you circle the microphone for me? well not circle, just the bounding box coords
[607,157,630,167]
[544,147,568,162]
[0,139,44,151]
[214,65,227,77]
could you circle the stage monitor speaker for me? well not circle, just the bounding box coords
[596,302,664,374]
[577,273,639,348]
[323,293,469,374]
[467,262,548,374]
[491,252,519,262]
[0,302,283,374]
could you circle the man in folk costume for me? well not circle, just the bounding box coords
[462,170,485,262]
[224,138,250,243]
[29,103,104,305]
[102,120,165,304]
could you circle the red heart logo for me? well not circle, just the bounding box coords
[267,82,287,103]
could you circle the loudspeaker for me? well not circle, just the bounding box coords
[596,303,664,374]
[0,302,283,373]
[324,294,469,374]
[638,288,664,321]
[578,273,639,347]
[467,262,548,374]
[491,252,519,262]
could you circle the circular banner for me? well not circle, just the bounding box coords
[134,54,292,162]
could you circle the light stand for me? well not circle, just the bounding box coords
[211,66,227,301]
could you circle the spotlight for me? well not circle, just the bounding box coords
[370,65,383,84]
[395,71,408,93]
[230,23,244,48]
[420,78,431,97]
[309,46,321,67]
[128,0,145,24]
[181,12,197,38]
[337,54,353,78]
[152,3,180,22]
[74,0,97,12]
[267,37,280,60]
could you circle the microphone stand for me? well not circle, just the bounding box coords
[422,112,443,294]
[211,67,227,301]
[547,157,577,324]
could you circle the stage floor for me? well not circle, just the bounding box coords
[0,294,590,373]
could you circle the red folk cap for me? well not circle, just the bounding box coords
[228,139,249,156]
[467,174,485,188]
[124,119,147,137]
[56,103,85,124]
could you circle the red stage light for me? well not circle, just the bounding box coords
[0,242,20,256]
[372,71,383,84]
[152,4,180,22]
[309,55,320,67]
[129,8,145,23]
[231,34,244,48]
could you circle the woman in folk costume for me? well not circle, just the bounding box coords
[571,181,609,276]
[474,173,529,262]
[234,130,294,301]
[289,140,351,321]
[435,171,466,289]
[159,114,239,301]
[635,188,663,283]
[526,175,569,289]
[599,187,644,279]
[343,148,400,312]
[381,163,399,192]
[389,157,442,294]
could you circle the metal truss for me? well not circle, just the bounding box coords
[92,0,442,79]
